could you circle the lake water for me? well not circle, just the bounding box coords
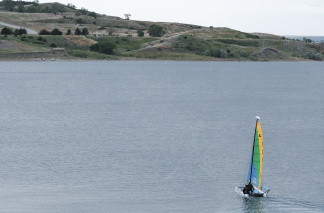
[0,61,323,213]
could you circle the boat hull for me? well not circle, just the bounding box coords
[235,187,249,198]
[235,186,267,197]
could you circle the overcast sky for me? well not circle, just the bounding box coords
[45,0,324,35]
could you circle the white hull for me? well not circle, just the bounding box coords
[235,186,268,197]
[235,187,249,198]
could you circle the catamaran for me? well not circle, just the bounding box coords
[235,116,270,197]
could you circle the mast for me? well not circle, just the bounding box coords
[249,116,260,184]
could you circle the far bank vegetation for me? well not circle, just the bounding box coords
[0,1,323,61]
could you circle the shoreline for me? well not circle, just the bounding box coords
[0,56,316,62]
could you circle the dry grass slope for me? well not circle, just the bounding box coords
[0,2,323,61]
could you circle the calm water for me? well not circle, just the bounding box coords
[0,61,323,213]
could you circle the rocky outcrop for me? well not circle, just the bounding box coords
[254,48,283,59]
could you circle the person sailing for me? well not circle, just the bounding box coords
[243,182,253,195]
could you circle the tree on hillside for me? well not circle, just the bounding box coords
[67,3,76,9]
[124,13,131,20]
[13,28,27,36]
[88,12,97,19]
[303,37,313,43]
[81,28,89,36]
[75,28,81,35]
[39,29,51,35]
[51,28,62,35]
[137,30,144,37]
[90,41,116,54]
[66,29,72,35]
[148,25,165,37]
[1,27,13,35]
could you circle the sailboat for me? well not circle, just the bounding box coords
[235,116,270,197]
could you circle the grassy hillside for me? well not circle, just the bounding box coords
[0,2,323,61]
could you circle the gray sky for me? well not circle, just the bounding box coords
[45,0,324,35]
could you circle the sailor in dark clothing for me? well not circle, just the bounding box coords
[243,186,248,194]
[243,183,254,195]
[246,183,253,195]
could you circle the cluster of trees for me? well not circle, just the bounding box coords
[71,28,89,36]
[38,28,89,36]
[90,41,116,54]
[0,27,27,36]
[135,25,165,37]
[302,37,314,43]
[39,28,62,35]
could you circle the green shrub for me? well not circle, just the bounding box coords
[137,30,144,37]
[229,51,235,57]
[90,41,116,54]
[306,51,323,61]
[148,25,165,37]
[207,49,220,57]
[39,29,50,35]
[240,50,248,58]
[1,27,13,35]
[219,49,227,58]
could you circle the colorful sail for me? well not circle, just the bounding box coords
[246,120,263,189]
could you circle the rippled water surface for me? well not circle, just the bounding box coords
[0,61,323,212]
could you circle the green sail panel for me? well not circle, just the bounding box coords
[246,121,263,189]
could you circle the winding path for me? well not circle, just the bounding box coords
[0,21,37,34]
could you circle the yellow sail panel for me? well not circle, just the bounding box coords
[256,121,263,189]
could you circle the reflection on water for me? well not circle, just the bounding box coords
[242,197,265,213]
